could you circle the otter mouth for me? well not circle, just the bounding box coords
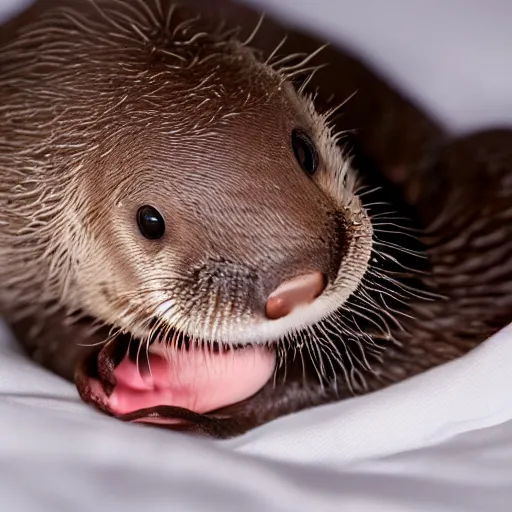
[75,328,277,436]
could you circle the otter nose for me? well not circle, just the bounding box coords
[265,272,326,320]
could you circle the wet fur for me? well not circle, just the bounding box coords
[1,0,511,438]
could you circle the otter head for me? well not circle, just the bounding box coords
[0,1,373,424]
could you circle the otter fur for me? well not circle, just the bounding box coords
[0,0,511,438]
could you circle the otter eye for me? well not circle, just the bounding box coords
[291,129,319,176]
[137,205,165,240]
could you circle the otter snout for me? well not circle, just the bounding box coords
[182,208,344,328]
[265,272,327,320]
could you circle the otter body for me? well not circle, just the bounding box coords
[0,0,511,438]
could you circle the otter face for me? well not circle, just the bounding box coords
[0,0,372,424]
[80,84,372,345]
[74,65,372,416]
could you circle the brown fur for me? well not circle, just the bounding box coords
[0,0,511,438]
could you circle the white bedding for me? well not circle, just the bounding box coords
[1,1,512,511]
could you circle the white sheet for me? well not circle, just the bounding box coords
[1,1,512,511]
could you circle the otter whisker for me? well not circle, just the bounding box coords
[357,185,383,199]
[315,323,347,368]
[296,331,308,389]
[278,43,329,74]
[164,2,177,31]
[357,286,405,332]
[87,0,138,38]
[325,313,376,350]
[241,12,265,47]
[265,35,288,66]
[342,301,393,341]
[370,248,425,274]
[372,227,424,241]
[322,318,374,374]
[369,212,411,222]
[206,288,223,346]
[364,200,395,210]
[371,221,422,236]
[59,9,107,37]
[311,332,328,381]
[285,64,329,81]
[367,267,443,301]
[314,335,346,393]
[298,64,326,94]
[373,240,427,259]
[279,333,292,387]
[363,279,419,311]
[171,14,201,39]
[132,0,162,28]
[130,22,153,44]
[344,315,382,368]
[152,0,164,21]
[304,327,325,392]
[270,51,309,69]
[315,339,340,393]
[323,329,365,392]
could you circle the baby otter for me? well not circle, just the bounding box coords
[1,0,511,438]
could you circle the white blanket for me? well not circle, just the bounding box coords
[1,1,512,511]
